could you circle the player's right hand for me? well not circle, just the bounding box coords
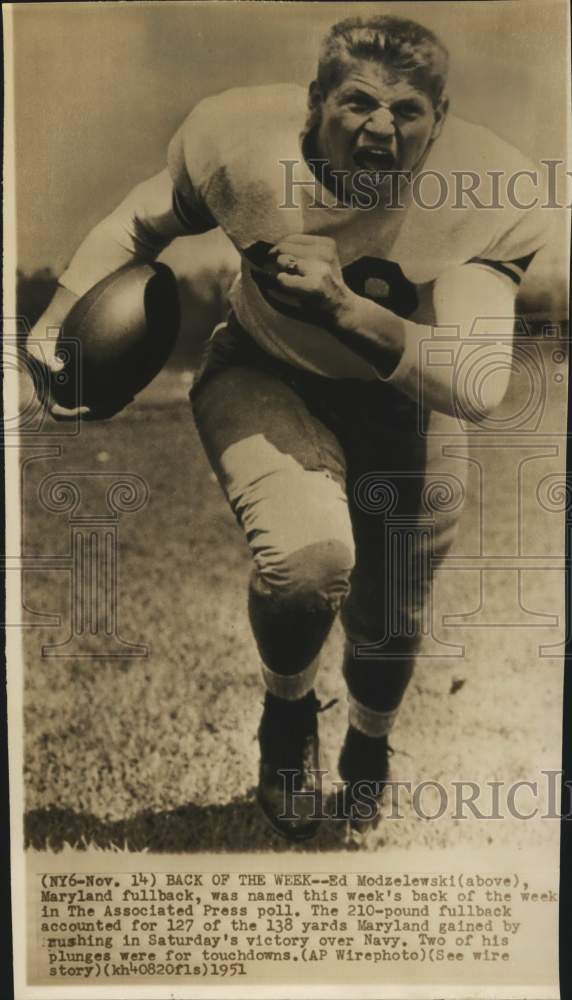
[26,326,91,421]
[25,284,92,421]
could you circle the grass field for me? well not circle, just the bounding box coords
[20,340,566,853]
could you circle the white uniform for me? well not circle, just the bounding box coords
[166,84,551,385]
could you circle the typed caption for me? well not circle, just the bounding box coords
[27,856,558,991]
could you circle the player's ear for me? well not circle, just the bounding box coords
[307,80,323,127]
[431,95,449,141]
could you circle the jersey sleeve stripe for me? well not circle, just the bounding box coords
[467,256,535,285]
[172,187,217,234]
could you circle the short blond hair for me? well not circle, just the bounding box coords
[317,15,449,106]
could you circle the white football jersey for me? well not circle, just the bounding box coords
[167,84,551,380]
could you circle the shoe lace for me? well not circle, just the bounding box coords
[296,696,339,778]
[317,697,338,713]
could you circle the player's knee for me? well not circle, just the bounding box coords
[256,537,355,613]
[241,465,355,611]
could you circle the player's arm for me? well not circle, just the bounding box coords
[27,167,214,417]
[335,261,518,418]
[272,234,523,419]
[28,167,209,341]
[56,167,214,300]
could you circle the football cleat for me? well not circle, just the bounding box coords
[337,726,393,834]
[257,690,325,841]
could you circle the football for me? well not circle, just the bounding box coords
[53,261,180,417]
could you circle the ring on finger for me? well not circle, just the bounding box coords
[283,255,299,275]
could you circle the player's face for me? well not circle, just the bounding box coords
[310,59,447,200]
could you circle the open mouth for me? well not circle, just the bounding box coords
[353,147,396,172]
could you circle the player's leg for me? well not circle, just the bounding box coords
[190,323,355,838]
[339,418,467,831]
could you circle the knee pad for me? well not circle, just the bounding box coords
[234,459,355,610]
[255,536,355,613]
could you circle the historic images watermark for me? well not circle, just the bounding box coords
[5,332,151,657]
[274,769,568,824]
[279,159,571,211]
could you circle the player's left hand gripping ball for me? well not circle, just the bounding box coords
[270,234,356,329]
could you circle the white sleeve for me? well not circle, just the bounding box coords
[380,263,517,419]
[58,169,192,297]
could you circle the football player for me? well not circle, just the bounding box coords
[28,15,552,839]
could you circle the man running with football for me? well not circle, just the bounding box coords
[28,15,551,840]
